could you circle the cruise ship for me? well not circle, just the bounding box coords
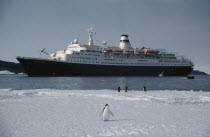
[16,27,193,77]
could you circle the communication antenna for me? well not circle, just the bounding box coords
[87,26,96,46]
[39,48,49,58]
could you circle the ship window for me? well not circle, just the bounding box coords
[120,40,129,42]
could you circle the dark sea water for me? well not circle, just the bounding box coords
[0,74,210,91]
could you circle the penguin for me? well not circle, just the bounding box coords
[100,104,114,121]
[143,86,147,92]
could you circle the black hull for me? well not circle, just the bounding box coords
[16,57,193,77]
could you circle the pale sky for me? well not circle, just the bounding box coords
[0,0,210,73]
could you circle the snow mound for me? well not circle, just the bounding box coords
[0,70,15,75]
[17,72,26,75]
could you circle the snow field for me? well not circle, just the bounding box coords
[0,89,210,137]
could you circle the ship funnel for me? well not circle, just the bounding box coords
[119,35,131,50]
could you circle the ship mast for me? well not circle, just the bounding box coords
[88,27,94,46]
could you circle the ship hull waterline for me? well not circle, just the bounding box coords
[16,57,193,77]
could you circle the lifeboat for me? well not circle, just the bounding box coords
[123,50,134,54]
[112,50,123,54]
[145,50,159,54]
[103,49,159,55]
[103,49,124,54]
[134,50,145,54]
[103,49,113,52]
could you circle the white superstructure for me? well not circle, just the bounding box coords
[48,27,193,67]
